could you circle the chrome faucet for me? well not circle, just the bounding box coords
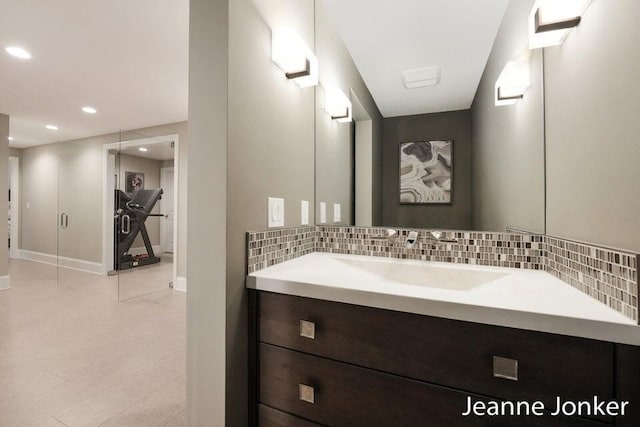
[371,229,399,242]
[424,231,457,247]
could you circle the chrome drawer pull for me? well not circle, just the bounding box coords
[493,356,519,381]
[299,383,315,404]
[300,320,316,340]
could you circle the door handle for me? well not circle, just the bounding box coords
[121,214,131,234]
[60,213,68,229]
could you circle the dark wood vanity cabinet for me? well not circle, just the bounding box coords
[250,291,640,427]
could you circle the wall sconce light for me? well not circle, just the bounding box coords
[495,51,531,106]
[271,27,318,88]
[528,0,593,48]
[324,87,352,123]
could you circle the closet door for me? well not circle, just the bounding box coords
[57,137,111,293]
[17,141,59,284]
[114,129,175,301]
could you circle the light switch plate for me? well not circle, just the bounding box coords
[268,197,284,228]
[320,202,326,224]
[333,203,341,223]
[301,200,309,225]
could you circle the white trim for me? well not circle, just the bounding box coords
[20,250,104,275]
[160,166,175,254]
[19,249,57,266]
[0,275,10,291]
[103,149,116,274]
[9,156,20,260]
[127,245,162,256]
[102,134,180,287]
[174,276,187,292]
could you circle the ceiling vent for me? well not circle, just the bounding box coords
[402,66,441,89]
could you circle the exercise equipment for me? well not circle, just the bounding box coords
[114,188,164,270]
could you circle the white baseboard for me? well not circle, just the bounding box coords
[174,276,187,292]
[128,245,163,256]
[0,275,10,291]
[19,250,58,267]
[20,250,104,275]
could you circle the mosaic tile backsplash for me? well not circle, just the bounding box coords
[545,237,638,322]
[316,227,544,269]
[246,226,639,322]
[246,226,316,273]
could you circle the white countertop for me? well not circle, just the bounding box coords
[247,252,640,345]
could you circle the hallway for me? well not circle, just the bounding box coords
[0,259,186,427]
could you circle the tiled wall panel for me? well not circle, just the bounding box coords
[545,237,638,321]
[316,227,544,269]
[246,226,317,273]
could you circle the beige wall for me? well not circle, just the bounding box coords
[187,0,227,424]
[545,0,640,251]
[9,147,21,249]
[18,121,188,276]
[315,0,384,226]
[470,0,545,234]
[0,114,9,276]
[21,142,59,257]
[57,136,104,263]
[9,147,22,158]
[119,154,163,250]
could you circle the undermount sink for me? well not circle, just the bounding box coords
[329,256,509,291]
[247,252,639,345]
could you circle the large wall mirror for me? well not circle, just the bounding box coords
[314,0,546,235]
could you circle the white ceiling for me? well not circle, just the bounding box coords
[120,140,175,161]
[0,0,189,148]
[323,0,508,117]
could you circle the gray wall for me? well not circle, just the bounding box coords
[227,0,315,424]
[315,0,384,226]
[382,110,472,229]
[470,0,545,234]
[18,122,188,276]
[545,0,640,251]
[187,0,227,424]
[119,154,163,249]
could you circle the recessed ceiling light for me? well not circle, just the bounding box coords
[45,124,59,131]
[82,106,97,114]
[138,147,148,152]
[7,137,14,141]
[5,46,32,59]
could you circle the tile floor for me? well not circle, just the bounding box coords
[0,257,185,427]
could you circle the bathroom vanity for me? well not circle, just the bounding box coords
[247,253,640,427]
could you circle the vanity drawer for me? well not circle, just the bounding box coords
[259,405,323,427]
[260,343,484,427]
[259,343,603,427]
[258,292,614,413]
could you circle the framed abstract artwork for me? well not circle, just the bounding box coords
[125,171,145,194]
[399,140,453,204]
